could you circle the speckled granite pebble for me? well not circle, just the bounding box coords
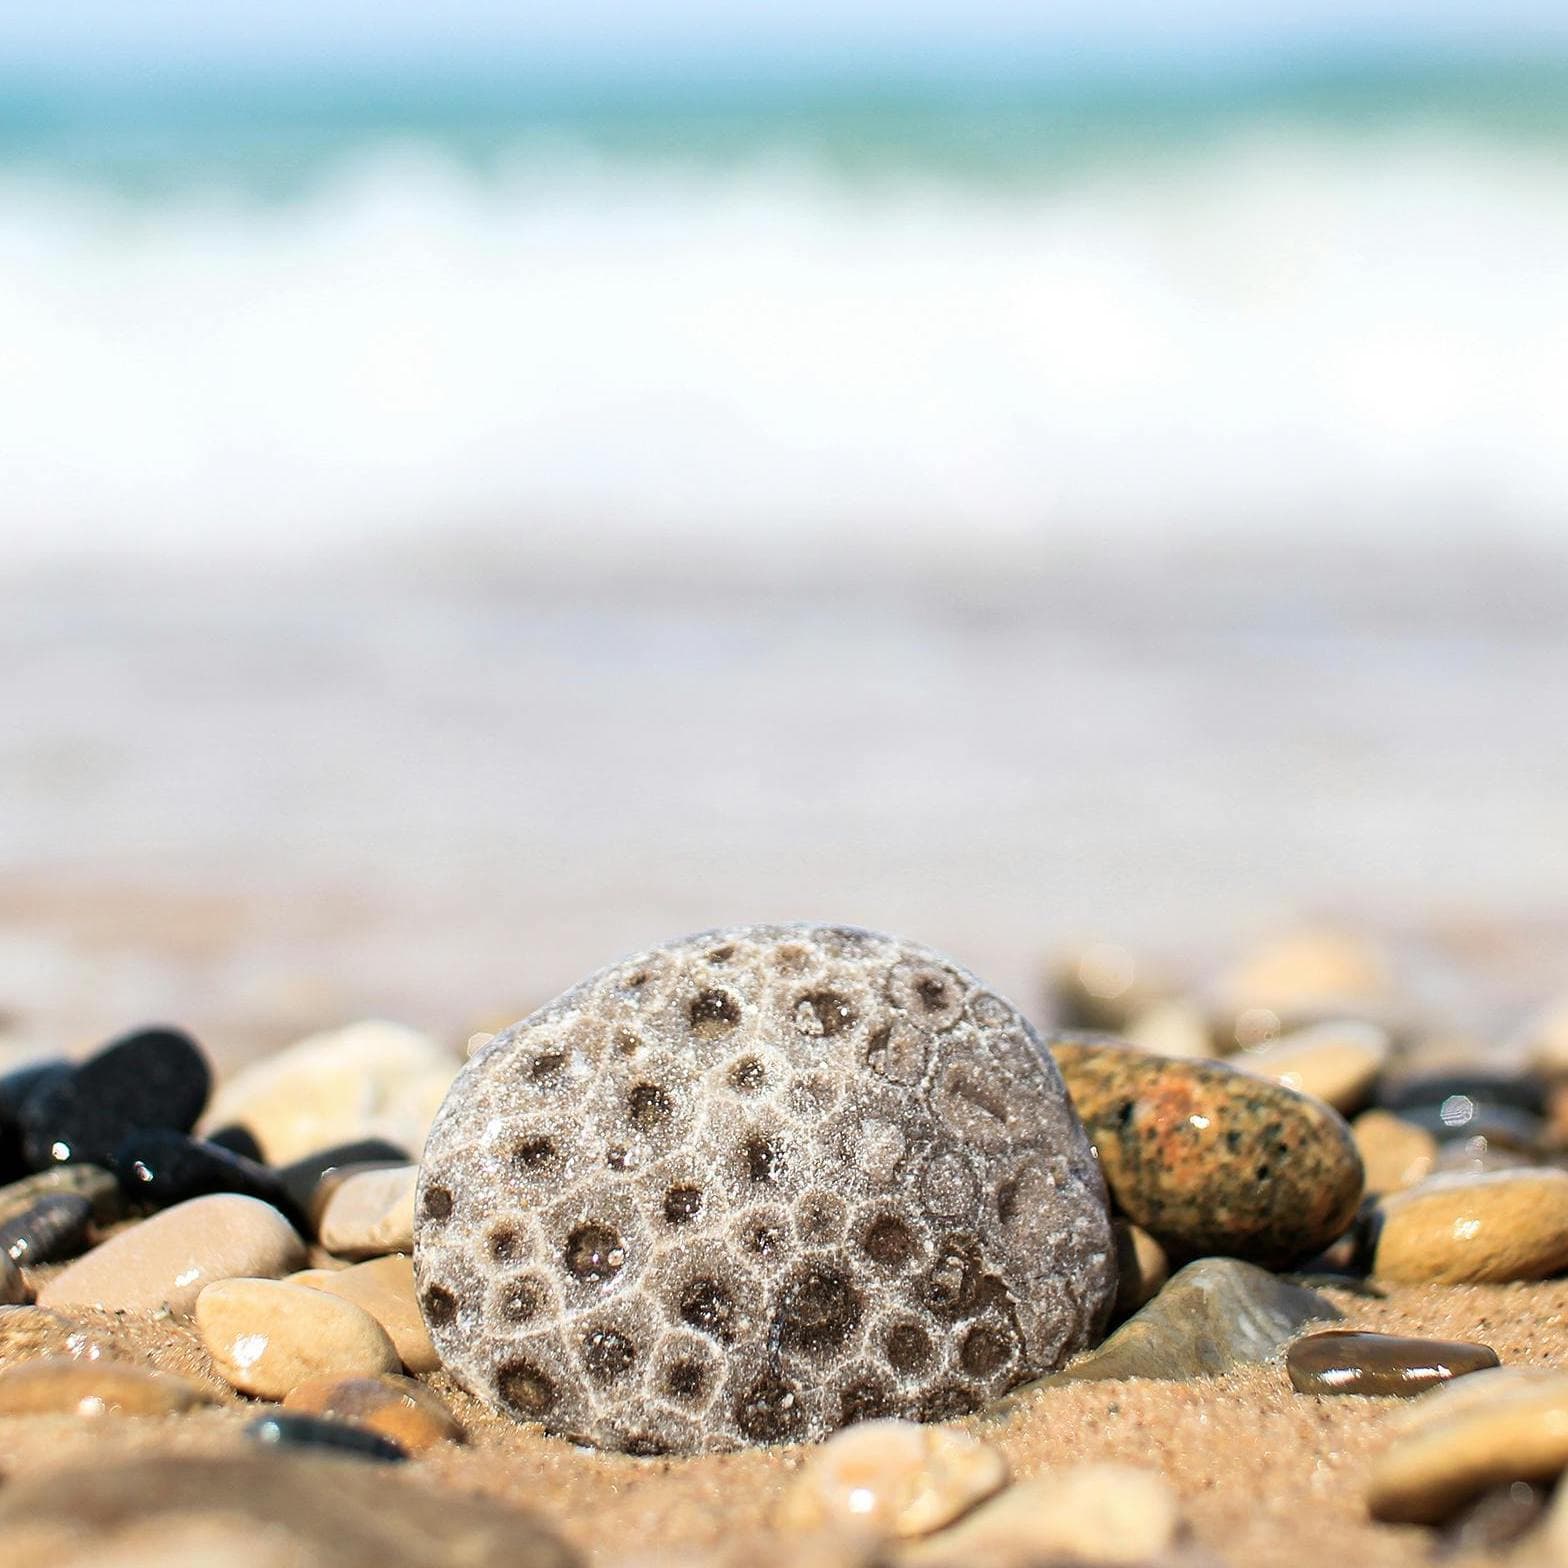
[1051,1037,1364,1266]
[0,1354,214,1415]
[1286,1329,1498,1396]
[38,1193,304,1317]
[416,924,1115,1454]
[1372,1168,1568,1283]
[0,1453,580,1568]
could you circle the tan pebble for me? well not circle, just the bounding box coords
[1234,1020,1390,1114]
[1369,1373,1568,1523]
[307,1159,411,1235]
[1393,1365,1568,1435]
[301,1254,436,1372]
[1122,998,1214,1059]
[38,1195,305,1318]
[318,1166,417,1260]
[901,1465,1180,1566]
[283,1372,461,1451]
[1217,927,1390,1014]
[1373,1169,1568,1284]
[285,1268,341,1289]
[0,1355,214,1416]
[1111,1220,1167,1319]
[201,1020,458,1164]
[780,1419,1007,1538]
[196,1277,399,1397]
[1,1253,26,1305]
[1353,1110,1437,1195]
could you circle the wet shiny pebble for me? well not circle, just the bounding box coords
[0,1192,93,1267]
[19,1026,211,1170]
[0,1355,215,1416]
[245,1410,408,1463]
[1373,1169,1568,1284]
[283,1373,462,1452]
[1287,1330,1498,1397]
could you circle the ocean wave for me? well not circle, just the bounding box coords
[3,128,1566,568]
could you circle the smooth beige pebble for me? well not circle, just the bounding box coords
[1373,1169,1568,1284]
[0,1356,215,1417]
[317,1166,417,1260]
[300,1253,436,1372]
[1353,1110,1438,1195]
[1235,1020,1390,1114]
[196,1277,399,1398]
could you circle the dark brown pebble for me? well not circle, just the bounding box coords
[0,1191,93,1266]
[1287,1329,1499,1396]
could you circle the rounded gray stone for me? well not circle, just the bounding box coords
[414,923,1115,1454]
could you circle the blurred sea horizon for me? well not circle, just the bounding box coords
[5,51,1568,570]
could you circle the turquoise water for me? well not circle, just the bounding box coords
[4,55,1568,194]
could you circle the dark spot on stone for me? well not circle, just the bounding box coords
[839,1378,895,1425]
[496,1359,558,1419]
[422,1284,456,1325]
[749,1220,786,1256]
[629,1084,673,1131]
[488,1226,522,1262]
[728,1057,766,1094]
[623,1434,669,1457]
[959,1323,1015,1376]
[774,944,810,972]
[512,1136,557,1173]
[606,1148,630,1171]
[776,1264,862,1356]
[744,1136,784,1185]
[862,1214,915,1267]
[690,990,741,1037]
[664,1185,703,1225]
[564,1222,624,1284]
[794,991,856,1039]
[919,1238,999,1322]
[679,1278,736,1341]
[916,975,951,1012]
[664,1359,709,1401]
[530,1052,565,1081]
[500,1277,543,1323]
[706,945,736,963]
[616,1031,642,1056]
[996,1178,1020,1224]
[914,1384,978,1421]
[582,1328,638,1383]
[735,1370,804,1443]
[886,1323,933,1372]
[1256,1164,1272,1182]
[421,1185,452,1221]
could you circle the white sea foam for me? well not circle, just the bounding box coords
[3,130,1567,569]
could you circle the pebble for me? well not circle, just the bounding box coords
[19,1026,211,1169]
[0,1162,124,1225]
[113,1128,301,1220]
[302,1253,438,1372]
[1,1250,25,1304]
[0,1453,580,1567]
[277,1137,412,1218]
[1050,1038,1364,1266]
[1372,1169,1568,1283]
[204,1122,266,1161]
[0,1191,93,1267]
[1110,1219,1167,1319]
[1378,1067,1547,1119]
[196,1276,400,1397]
[1368,1371,1568,1523]
[1122,997,1214,1059]
[1233,1020,1390,1115]
[1048,942,1176,1034]
[900,1465,1181,1567]
[202,1020,457,1164]
[0,1059,71,1179]
[1215,927,1391,1015]
[1352,1110,1437,1195]
[779,1419,1007,1537]
[991,1259,1340,1402]
[247,1410,408,1463]
[318,1164,418,1259]
[1438,1481,1548,1555]
[1286,1329,1498,1396]
[38,1193,305,1317]
[284,1372,462,1452]
[417,924,1116,1455]
[0,1355,214,1415]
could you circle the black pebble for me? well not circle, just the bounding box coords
[277,1138,412,1218]
[1393,1100,1543,1151]
[19,1026,212,1170]
[245,1412,408,1463]
[113,1129,304,1227]
[0,1061,72,1181]
[205,1123,266,1162]
[0,1192,94,1266]
[1379,1069,1547,1119]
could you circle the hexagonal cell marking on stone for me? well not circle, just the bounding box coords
[414,923,1116,1453]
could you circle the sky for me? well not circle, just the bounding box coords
[5,0,1568,73]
